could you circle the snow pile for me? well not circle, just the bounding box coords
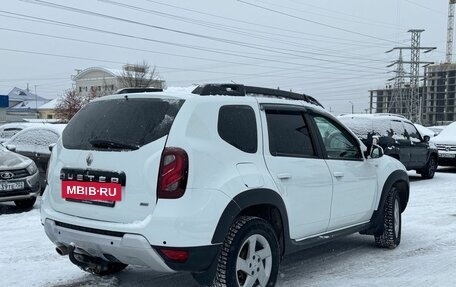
[1,170,456,286]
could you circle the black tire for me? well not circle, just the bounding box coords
[212,216,280,287]
[14,197,37,209]
[375,187,401,249]
[420,156,437,179]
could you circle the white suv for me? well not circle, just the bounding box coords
[41,84,409,286]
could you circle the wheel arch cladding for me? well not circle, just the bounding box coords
[211,188,290,255]
[362,169,409,236]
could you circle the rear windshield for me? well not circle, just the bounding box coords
[62,98,184,150]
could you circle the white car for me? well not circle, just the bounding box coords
[414,123,437,138]
[430,122,456,166]
[41,84,409,286]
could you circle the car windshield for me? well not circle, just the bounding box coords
[62,98,184,151]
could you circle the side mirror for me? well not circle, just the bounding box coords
[49,143,56,152]
[6,144,16,152]
[423,135,430,142]
[370,145,384,159]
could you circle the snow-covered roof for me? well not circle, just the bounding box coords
[10,100,50,110]
[73,67,119,80]
[73,66,164,81]
[3,124,67,154]
[37,97,61,110]
[7,87,48,101]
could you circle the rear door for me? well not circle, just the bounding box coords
[390,119,412,167]
[403,121,427,168]
[309,112,378,230]
[48,97,185,223]
[261,105,333,239]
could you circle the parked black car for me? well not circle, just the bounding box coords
[339,114,439,179]
[0,147,40,208]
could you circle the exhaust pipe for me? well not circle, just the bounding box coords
[56,245,69,256]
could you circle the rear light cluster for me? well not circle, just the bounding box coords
[157,147,188,199]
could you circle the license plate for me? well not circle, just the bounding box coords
[0,181,24,191]
[439,153,456,158]
[61,181,122,202]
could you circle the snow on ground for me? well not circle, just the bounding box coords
[1,168,455,287]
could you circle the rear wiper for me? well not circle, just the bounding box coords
[89,139,139,150]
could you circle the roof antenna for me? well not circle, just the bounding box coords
[231,80,237,84]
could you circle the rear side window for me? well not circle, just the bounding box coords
[63,98,184,150]
[403,122,422,142]
[0,128,22,141]
[390,120,407,140]
[218,105,257,153]
[266,109,315,157]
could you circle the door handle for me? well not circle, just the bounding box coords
[333,172,344,178]
[277,173,292,180]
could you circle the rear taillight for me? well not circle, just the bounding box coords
[157,147,188,199]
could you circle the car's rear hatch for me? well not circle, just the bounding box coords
[48,95,185,223]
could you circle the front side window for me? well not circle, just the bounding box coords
[313,116,362,160]
[266,109,315,157]
[218,105,257,153]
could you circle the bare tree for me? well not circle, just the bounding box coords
[118,61,165,89]
[55,89,87,121]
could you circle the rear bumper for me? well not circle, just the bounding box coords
[44,218,220,273]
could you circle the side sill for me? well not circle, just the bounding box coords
[284,222,371,255]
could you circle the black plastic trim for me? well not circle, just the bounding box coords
[54,221,125,237]
[287,223,371,253]
[115,87,163,94]
[192,84,324,108]
[361,169,409,235]
[153,244,220,272]
[211,188,290,246]
[60,168,126,186]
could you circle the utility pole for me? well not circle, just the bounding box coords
[386,30,435,123]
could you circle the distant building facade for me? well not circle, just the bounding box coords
[72,66,165,97]
[37,97,60,119]
[369,63,456,125]
[422,63,456,125]
[369,86,424,115]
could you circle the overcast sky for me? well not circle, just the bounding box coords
[0,0,448,114]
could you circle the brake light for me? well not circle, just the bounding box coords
[157,147,188,199]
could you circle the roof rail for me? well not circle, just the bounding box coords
[373,113,407,119]
[191,84,324,108]
[115,87,163,94]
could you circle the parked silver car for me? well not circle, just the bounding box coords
[3,124,66,192]
[0,147,40,209]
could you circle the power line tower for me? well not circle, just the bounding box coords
[387,49,406,114]
[386,30,435,122]
[446,0,456,63]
